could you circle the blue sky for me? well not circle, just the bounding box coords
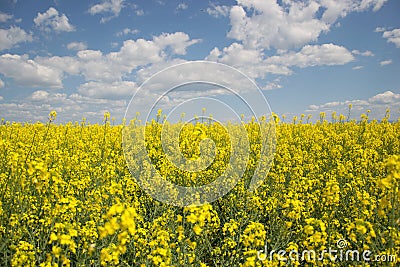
[0,0,399,123]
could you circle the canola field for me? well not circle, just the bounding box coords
[0,111,399,266]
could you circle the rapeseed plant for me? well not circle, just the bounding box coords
[0,110,398,266]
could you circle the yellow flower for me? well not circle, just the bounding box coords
[304,225,314,235]
[49,232,58,242]
[52,246,62,257]
[377,176,393,189]
[1,111,399,266]
[193,224,202,235]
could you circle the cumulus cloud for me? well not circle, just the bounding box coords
[206,43,290,78]
[226,0,387,50]
[0,12,13,22]
[37,35,195,83]
[207,4,230,18]
[116,28,139,36]
[306,90,400,120]
[352,50,374,56]
[67,42,87,51]
[78,81,136,98]
[34,7,75,32]
[263,78,283,90]
[0,54,63,88]
[207,43,262,65]
[153,32,201,55]
[0,26,33,51]
[381,28,400,48]
[228,1,327,50]
[0,33,200,98]
[380,59,392,66]
[89,0,124,15]
[320,0,387,22]
[375,27,386,32]
[206,42,354,94]
[35,55,80,76]
[0,79,4,88]
[265,44,354,68]
[103,39,165,79]
[30,90,50,101]
[135,58,188,83]
[89,0,130,22]
[352,65,363,70]
[368,0,388,12]
[176,3,188,11]
[36,33,199,84]
[369,90,400,104]
[207,43,354,81]
[0,90,128,123]
[205,0,383,85]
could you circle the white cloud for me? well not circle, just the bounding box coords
[67,42,87,51]
[0,54,63,88]
[263,78,283,90]
[0,26,33,51]
[352,50,374,56]
[206,42,354,98]
[352,65,363,70]
[176,3,188,11]
[89,0,126,22]
[227,0,387,50]
[206,43,289,78]
[153,32,201,55]
[207,43,354,80]
[74,49,121,82]
[265,43,354,68]
[380,59,392,66]
[0,12,13,22]
[228,1,328,50]
[124,60,272,119]
[30,90,50,101]
[0,96,3,101]
[134,9,144,16]
[369,0,388,11]
[306,90,400,120]
[78,81,136,98]
[116,28,139,36]
[77,50,103,60]
[207,43,262,65]
[321,0,387,22]
[136,60,246,92]
[369,90,400,104]
[207,4,230,18]
[89,0,124,15]
[1,32,200,97]
[35,55,80,76]
[382,28,400,48]
[135,58,188,83]
[104,39,165,79]
[375,26,386,32]
[34,7,75,32]
[130,4,144,16]
[37,37,170,83]
[0,90,128,123]
[0,79,4,88]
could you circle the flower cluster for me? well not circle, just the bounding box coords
[0,110,399,266]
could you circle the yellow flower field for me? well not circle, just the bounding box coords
[0,110,399,266]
